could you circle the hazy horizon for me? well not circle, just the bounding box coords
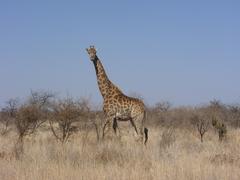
[0,1,239,108]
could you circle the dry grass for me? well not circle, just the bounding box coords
[0,126,240,180]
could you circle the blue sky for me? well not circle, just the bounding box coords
[0,0,239,107]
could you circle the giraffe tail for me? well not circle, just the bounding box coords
[143,111,148,145]
[144,127,148,145]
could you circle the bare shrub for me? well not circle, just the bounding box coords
[191,112,210,142]
[29,90,54,108]
[13,91,54,158]
[0,115,10,136]
[154,101,171,112]
[14,105,42,158]
[228,105,240,128]
[16,105,40,138]
[49,97,87,143]
[0,98,18,135]
[15,91,54,139]
[147,101,172,127]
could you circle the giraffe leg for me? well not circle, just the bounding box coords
[102,117,117,140]
[131,114,144,143]
[113,118,123,140]
[102,120,110,139]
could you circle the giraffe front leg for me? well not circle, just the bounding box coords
[113,118,123,140]
[102,120,110,139]
[102,116,116,140]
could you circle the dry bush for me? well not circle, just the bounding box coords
[15,105,41,139]
[147,101,171,126]
[49,97,88,143]
[15,91,54,140]
[13,91,54,158]
[147,101,197,130]
[228,105,240,127]
[0,99,18,135]
[191,109,210,142]
[154,101,171,112]
[0,113,10,136]
[147,99,238,132]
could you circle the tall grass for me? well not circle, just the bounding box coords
[0,126,240,180]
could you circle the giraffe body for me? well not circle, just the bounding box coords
[86,46,148,144]
[103,94,144,121]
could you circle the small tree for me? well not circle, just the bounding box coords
[15,105,41,139]
[154,101,171,113]
[29,90,55,108]
[150,101,172,126]
[15,91,54,140]
[14,91,54,158]
[49,98,86,143]
[191,113,209,142]
[0,98,18,135]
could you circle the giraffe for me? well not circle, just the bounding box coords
[86,46,148,144]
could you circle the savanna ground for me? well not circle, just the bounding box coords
[1,126,240,180]
[0,92,240,180]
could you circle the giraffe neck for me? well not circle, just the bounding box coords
[93,56,121,99]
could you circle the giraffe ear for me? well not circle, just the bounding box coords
[86,48,89,52]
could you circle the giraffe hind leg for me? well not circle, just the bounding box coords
[130,118,138,135]
[113,118,118,134]
[131,115,144,143]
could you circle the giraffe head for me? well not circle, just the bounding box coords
[86,45,97,61]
